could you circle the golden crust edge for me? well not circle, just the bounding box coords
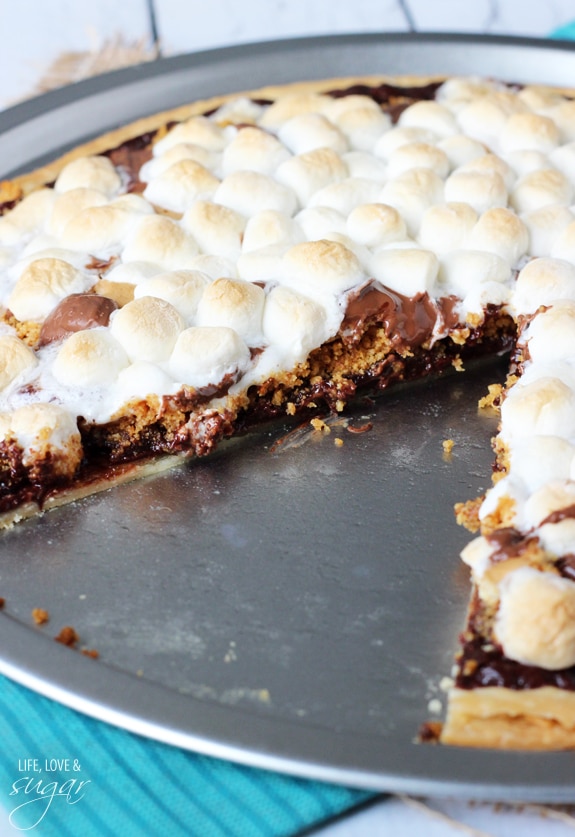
[440,686,575,750]
[0,452,189,530]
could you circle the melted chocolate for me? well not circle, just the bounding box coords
[341,280,438,348]
[38,293,118,346]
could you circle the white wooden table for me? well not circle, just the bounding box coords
[2,2,575,834]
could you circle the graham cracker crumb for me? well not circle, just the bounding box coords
[54,625,79,647]
[81,648,100,659]
[442,438,455,456]
[334,437,344,447]
[32,608,49,625]
[454,497,483,532]
[479,382,504,410]
[310,417,330,433]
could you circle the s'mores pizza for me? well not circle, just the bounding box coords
[4,72,575,749]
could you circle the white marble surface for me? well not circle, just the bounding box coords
[2,1,575,835]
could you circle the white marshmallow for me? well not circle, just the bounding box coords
[9,402,82,477]
[0,335,38,390]
[104,261,160,285]
[346,203,407,248]
[277,113,348,155]
[115,361,175,400]
[294,207,347,241]
[187,254,238,280]
[436,134,486,169]
[47,188,108,237]
[322,102,391,152]
[512,257,575,316]
[153,116,226,155]
[59,201,151,253]
[418,203,477,255]
[214,171,297,218]
[398,100,458,138]
[494,566,575,670]
[220,126,291,176]
[258,93,333,129]
[467,207,529,264]
[196,277,265,345]
[500,112,560,154]
[370,247,439,297]
[262,284,329,360]
[143,160,220,213]
[122,215,199,271]
[7,189,56,233]
[54,156,121,197]
[169,326,250,388]
[341,151,387,183]
[140,142,219,181]
[525,300,575,363]
[236,244,286,283]
[521,205,574,257]
[549,142,575,182]
[501,376,575,441]
[509,435,575,494]
[109,296,184,362]
[551,220,575,263]
[8,258,91,322]
[275,147,348,207]
[444,170,507,215]
[181,201,245,260]
[52,328,129,386]
[439,250,511,297]
[387,142,450,179]
[373,126,438,160]
[510,169,573,214]
[548,100,575,143]
[242,210,303,253]
[379,168,444,236]
[133,270,210,322]
[307,177,381,216]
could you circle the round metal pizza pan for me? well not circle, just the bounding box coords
[2,34,575,801]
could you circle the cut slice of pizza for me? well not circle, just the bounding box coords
[4,72,575,749]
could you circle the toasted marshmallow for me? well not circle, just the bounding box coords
[133,270,210,322]
[437,77,500,110]
[258,93,333,129]
[518,85,565,112]
[436,134,486,169]
[7,189,56,233]
[52,328,129,386]
[501,377,575,441]
[221,126,291,176]
[182,201,245,260]
[211,96,265,127]
[282,239,364,298]
[236,244,286,283]
[500,112,560,154]
[8,258,90,322]
[512,257,575,315]
[275,147,348,206]
[0,335,38,390]
[140,142,219,182]
[494,567,575,670]
[467,207,528,264]
[510,169,573,213]
[54,156,121,197]
[521,205,574,257]
[525,300,575,363]
[444,170,507,215]
[104,261,159,285]
[169,326,250,388]
[524,480,575,557]
[346,203,407,248]
[242,210,303,253]
[504,150,553,178]
[152,116,226,155]
[373,126,438,160]
[122,215,199,270]
[398,100,458,138]
[387,142,450,179]
[277,113,348,155]
[59,202,150,253]
[47,188,109,237]
[308,177,381,216]
[418,203,477,255]
[9,402,82,477]
[322,101,391,152]
[380,168,444,236]
[262,284,329,359]
[294,206,347,241]
[456,93,525,147]
[371,247,439,297]
[143,160,220,213]
[215,171,297,218]
[109,296,184,362]
[196,277,265,345]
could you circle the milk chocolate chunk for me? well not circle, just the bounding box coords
[38,293,118,346]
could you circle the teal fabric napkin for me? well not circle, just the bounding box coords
[0,674,373,836]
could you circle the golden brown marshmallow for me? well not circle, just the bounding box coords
[8,258,90,322]
[110,296,185,362]
[0,335,38,390]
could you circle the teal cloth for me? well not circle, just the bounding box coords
[551,22,575,39]
[0,674,372,836]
